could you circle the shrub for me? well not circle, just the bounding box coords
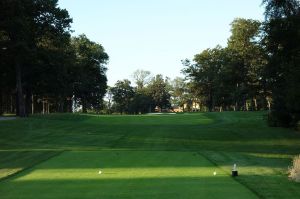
[267,111,292,127]
[288,155,300,182]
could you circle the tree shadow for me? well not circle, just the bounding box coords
[0,177,260,199]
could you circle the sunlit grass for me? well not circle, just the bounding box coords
[0,112,300,198]
[2,151,258,199]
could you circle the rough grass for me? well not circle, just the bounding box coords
[0,112,300,198]
[289,155,300,182]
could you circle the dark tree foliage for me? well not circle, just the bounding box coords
[147,74,171,110]
[0,1,109,116]
[110,75,171,114]
[183,17,269,112]
[184,46,225,111]
[0,0,72,116]
[111,79,135,114]
[72,35,108,113]
[129,89,154,114]
[262,0,300,127]
[263,0,300,19]
[228,18,267,111]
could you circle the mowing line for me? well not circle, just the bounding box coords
[198,151,264,199]
[180,128,263,199]
[0,150,65,183]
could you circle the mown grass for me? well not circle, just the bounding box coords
[0,112,300,198]
[0,151,258,199]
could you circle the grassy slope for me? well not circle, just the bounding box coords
[0,112,300,198]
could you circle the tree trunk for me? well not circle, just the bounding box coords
[82,97,87,113]
[253,98,257,111]
[68,98,72,113]
[42,99,45,114]
[31,95,34,114]
[245,101,249,111]
[16,61,26,117]
[267,98,271,111]
[71,96,75,113]
[10,95,13,113]
[60,101,64,112]
[82,105,87,113]
[0,89,3,115]
[25,90,31,115]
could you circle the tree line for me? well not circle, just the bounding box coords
[0,0,299,128]
[107,71,171,114]
[183,18,267,112]
[183,0,300,128]
[0,0,108,116]
[106,70,214,114]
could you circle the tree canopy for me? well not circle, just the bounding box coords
[183,18,267,112]
[1,0,299,129]
[0,0,109,116]
[262,0,300,127]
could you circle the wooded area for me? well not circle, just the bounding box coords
[0,0,299,128]
[183,0,300,127]
[0,0,108,116]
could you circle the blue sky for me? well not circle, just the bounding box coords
[58,0,265,86]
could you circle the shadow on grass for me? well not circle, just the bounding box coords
[1,112,300,199]
[0,149,260,199]
[0,151,62,180]
[1,112,300,153]
[0,177,259,199]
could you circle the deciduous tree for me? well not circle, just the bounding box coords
[111,79,134,114]
[147,74,171,110]
[71,35,109,113]
[262,0,300,127]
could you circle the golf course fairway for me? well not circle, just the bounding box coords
[1,112,300,198]
[0,151,258,199]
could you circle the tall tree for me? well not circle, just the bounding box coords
[262,0,300,127]
[183,18,267,112]
[228,18,266,110]
[148,74,171,110]
[170,77,187,111]
[71,35,109,113]
[111,79,135,114]
[105,86,113,114]
[132,69,151,90]
[0,0,72,117]
[183,46,227,111]
[0,32,15,115]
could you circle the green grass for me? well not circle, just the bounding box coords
[0,151,257,199]
[0,112,300,198]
